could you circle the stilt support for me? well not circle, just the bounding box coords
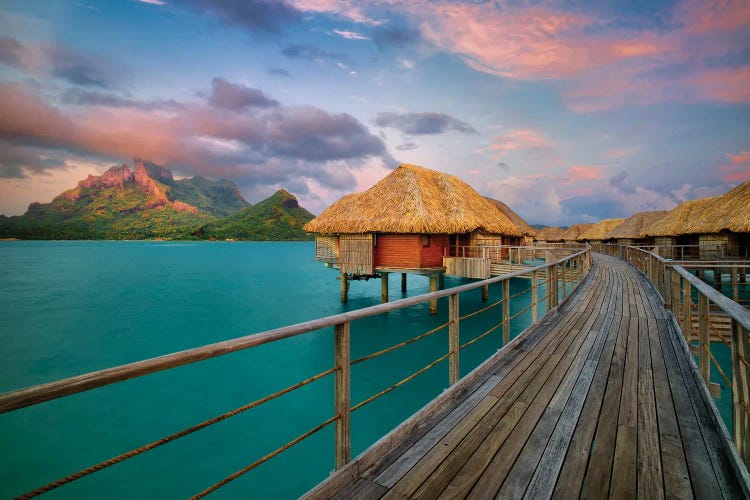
[381,272,389,303]
[482,284,489,301]
[340,271,348,303]
[439,273,445,290]
[401,273,407,293]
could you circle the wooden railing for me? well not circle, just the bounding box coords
[623,246,750,466]
[0,246,590,498]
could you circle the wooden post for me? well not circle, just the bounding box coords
[381,272,389,303]
[551,263,559,307]
[682,280,692,342]
[698,293,710,385]
[665,266,672,309]
[401,273,407,294]
[730,319,750,463]
[531,270,538,323]
[671,270,681,320]
[503,279,511,344]
[340,271,348,303]
[449,293,459,385]
[439,273,445,290]
[732,265,739,302]
[429,276,438,315]
[481,284,489,301]
[561,260,568,299]
[334,322,351,469]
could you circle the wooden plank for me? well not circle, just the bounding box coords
[657,318,721,498]
[663,318,745,499]
[331,478,389,500]
[648,315,692,500]
[374,375,502,488]
[637,315,665,499]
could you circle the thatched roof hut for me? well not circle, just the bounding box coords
[677,181,750,234]
[536,226,565,242]
[608,211,667,240]
[485,198,536,237]
[645,197,718,237]
[561,223,594,242]
[304,164,522,235]
[580,218,625,241]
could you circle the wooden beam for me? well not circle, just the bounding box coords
[381,272,389,303]
[401,273,407,294]
[503,279,511,344]
[449,293,459,385]
[334,322,351,469]
[531,270,538,323]
[429,276,438,315]
[340,271,348,303]
[699,293,710,385]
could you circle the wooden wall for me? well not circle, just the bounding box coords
[699,232,736,259]
[374,234,450,269]
[315,236,339,261]
[340,233,373,274]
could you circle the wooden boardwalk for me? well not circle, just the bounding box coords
[307,253,749,499]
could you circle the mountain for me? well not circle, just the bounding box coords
[0,158,248,239]
[194,189,315,241]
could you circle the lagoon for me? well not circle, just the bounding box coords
[0,241,539,498]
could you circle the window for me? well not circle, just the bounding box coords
[422,235,430,247]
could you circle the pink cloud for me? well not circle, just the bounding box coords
[477,129,552,159]
[689,67,750,103]
[719,150,750,182]
[568,165,603,181]
[678,0,750,35]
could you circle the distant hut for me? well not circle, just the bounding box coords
[535,226,565,243]
[485,198,536,246]
[560,223,594,243]
[680,182,750,258]
[579,218,625,245]
[645,197,718,259]
[607,211,667,246]
[304,164,525,305]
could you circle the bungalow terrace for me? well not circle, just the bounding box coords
[645,196,719,259]
[579,218,625,245]
[304,164,525,308]
[607,210,667,246]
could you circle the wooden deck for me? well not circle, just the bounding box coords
[306,253,749,499]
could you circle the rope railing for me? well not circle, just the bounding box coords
[1,245,591,498]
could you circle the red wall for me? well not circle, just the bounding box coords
[374,234,449,269]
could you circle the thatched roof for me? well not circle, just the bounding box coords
[580,218,626,241]
[607,211,666,239]
[561,223,594,241]
[535,226,565,241]
[304,164,523,235]
[485,198,536,236]
[645,197,718,236]
[683,181,750,234]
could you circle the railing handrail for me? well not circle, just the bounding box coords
[0,247,589,415]
[626,246,750,331]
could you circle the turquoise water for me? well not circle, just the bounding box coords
[0,241,541,499]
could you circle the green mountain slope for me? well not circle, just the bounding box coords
[0,158,248,239]
[195,189,315,241]
[141,160,249,217]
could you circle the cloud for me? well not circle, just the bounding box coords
[395,141,417,151]
[268,67,291,78]
[373,111,477,135]
[61,88,179,109]
[181,0,301,35]
[0,80,394,202]
[372,24,420,50]
[208,77,279,110]
[281,43,346,63]
[497,162,510,170]
[138,0,166,5]
[331,29,368,40]
[477,129,552,159]
[567,165,603,182]
[719,150,750,182]
[0,36,120,88]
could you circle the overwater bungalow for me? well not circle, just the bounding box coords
[534,226,565,243]
[486,198,536,247]
[304,163,525,305]
[560,223,593,244]
[607,210,667,246]
[684,181,750,258]
[646,197,720,259]
[579,218,625,245]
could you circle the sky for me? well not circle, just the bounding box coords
[0,0,748,225]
